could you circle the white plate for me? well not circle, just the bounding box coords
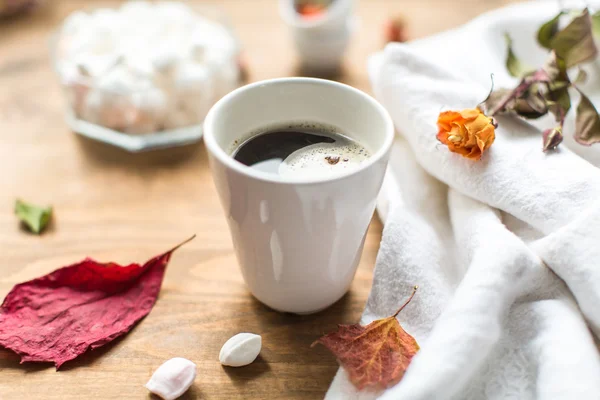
[66,111,203,153]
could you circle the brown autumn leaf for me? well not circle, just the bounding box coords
[575,88,600,145]
[548,9,598,68]
[504,34,533,78]
[312,286,419,390]
[543,51,569,83]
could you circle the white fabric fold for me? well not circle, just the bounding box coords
[326,2,600,398]
[372,45,600,235]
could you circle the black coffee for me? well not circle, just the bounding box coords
[232,126,369,177]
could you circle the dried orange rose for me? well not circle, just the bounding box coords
[437,108,496,160]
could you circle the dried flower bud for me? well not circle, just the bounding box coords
[542,127,563,151]
[145,358,197,400]
[385,15,408,43]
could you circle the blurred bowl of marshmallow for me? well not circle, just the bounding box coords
[52,1,241,152]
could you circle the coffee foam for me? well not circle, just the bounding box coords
[228,122,343,155]
[278,134,370,179]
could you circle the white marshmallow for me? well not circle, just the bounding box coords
[145,358,196,400]
[173,62,211,91]
[156,1,195,23]
[83,90,137,130]
[120,0,154,17]
[150,44,183,72]
[173,62,214,121]
[72,53,120,78]
[96,65,148,93]
[163,108,194,130]
[128,88,168,133]
[125,56,155,80]
[81,66,147,129]
[219,333,262,367]
[60,63,90,117]
[61,11,91,36]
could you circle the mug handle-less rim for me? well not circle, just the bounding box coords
[203,77,394,186]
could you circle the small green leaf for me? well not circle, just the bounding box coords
[537,12,564,49]
[574,89,600,145]
[543,51,569,82]
[574,68,588,85]
[14,199,52,234]
[549,80,571,110]
[546,90,571,122]
[592,11,600,37]
[505,33,532,77]
[542,52,572,121]
[549,9,598,68]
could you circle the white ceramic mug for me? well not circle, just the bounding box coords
[204,78,393,314]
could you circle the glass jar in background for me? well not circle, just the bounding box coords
[51,1,242,152]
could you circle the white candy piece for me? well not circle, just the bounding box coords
[120,0,153,18]
[172,61,214,122]
[61,11,91,36]
[127,87,168,134]
[211,60,240,103]
[156,1,196,25]
[145,357,196,400]
[219,333,262,367]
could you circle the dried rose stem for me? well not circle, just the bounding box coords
[543,80,567,129]
[489,67,554,116]
[164,234,197,254]
[489,80,532,116]
[393,285,419,318]
[489,92,515,116]
[558,107,566,129]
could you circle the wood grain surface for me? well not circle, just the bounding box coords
[0,0,519,398]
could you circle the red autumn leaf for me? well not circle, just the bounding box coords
[0,235,194,369]
[313,286,419,390]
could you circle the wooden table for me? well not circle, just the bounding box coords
[0,0,519,398]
